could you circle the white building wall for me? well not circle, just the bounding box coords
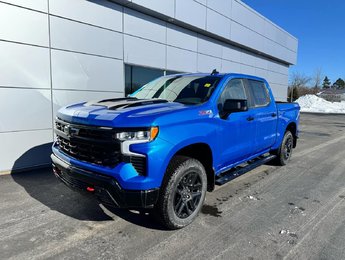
[0,0,297,172]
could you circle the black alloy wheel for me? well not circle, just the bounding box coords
[174,171,203,219]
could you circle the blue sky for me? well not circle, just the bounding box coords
[242,0,345,83]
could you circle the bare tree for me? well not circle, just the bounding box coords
[288,72,311,101]
[312,67,323,89]
[289,71,311,88]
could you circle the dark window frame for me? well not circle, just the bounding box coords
[244,79,271,108]
[217,78,248,108]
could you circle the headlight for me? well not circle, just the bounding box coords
[116,126,159,142]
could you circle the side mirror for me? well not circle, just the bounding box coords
[223,99,248,112]
[220,99,248,118]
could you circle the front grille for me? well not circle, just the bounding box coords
[55,120,114,141]
[55,119,121,168]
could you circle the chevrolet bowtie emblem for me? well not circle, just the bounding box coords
[63,125,80,136]
[63,125,70,134]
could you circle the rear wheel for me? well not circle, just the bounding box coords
[156,156,207,229]
[272,130,294,166]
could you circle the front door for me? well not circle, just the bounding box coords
[216,79,256,171]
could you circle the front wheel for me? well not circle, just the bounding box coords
[272,130,294,166]
[156,156,207,229]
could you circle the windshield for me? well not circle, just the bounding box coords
[131,75,222,105]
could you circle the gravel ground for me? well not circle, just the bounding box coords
[1,113,345,260]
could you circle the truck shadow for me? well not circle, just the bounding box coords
[11,167,113,221]
[10,144,167,229]
[10,143,110,221]
[103,207,168,230]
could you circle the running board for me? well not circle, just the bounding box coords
[215,154,276,186]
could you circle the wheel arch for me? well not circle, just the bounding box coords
[166,143,215,192]
[286,122,297,148]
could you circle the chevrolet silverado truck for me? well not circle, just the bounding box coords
[51,72,300,229]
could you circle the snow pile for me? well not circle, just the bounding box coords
[296,95,345,114]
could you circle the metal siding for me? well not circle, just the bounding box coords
[50,16,123,59]
[175,0,207,30]
[124,8,167,44]
[51,50,124,92]
[49,0,123,32]
[0,3,49,46]
[0,41,50,88]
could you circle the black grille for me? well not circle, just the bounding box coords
[55,120,115,141]
[55,119,121,168]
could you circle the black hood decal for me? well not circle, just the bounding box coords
[84,97,168,110]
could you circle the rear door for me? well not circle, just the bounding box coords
[216,78,257,170]
[245,79,277,154]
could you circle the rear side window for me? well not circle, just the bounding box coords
[247,80,270,107]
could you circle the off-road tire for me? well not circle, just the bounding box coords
[155,155,207,229]
[272,130,294,166]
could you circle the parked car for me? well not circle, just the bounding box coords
[51,72,300,229]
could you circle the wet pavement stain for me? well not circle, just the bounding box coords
[339,195,345,199]
[201,204,222,217]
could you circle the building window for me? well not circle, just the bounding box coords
[125,64,183,95]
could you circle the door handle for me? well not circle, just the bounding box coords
[247,116,255,121]
[272,113,277,117]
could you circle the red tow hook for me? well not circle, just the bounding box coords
[86,186,95,192]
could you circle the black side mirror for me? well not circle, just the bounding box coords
[220,99,248,119]
[223,99,248,113]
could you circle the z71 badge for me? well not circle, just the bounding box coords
[199,110,213,116]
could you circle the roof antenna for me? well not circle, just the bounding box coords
[211,69,219,75]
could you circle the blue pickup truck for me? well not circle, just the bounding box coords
[51,72,300,229]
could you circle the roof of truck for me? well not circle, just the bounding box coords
[167,72,266,82]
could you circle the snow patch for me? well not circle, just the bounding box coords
[296,95,345,114]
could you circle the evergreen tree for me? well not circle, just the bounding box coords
[322,76,331,89]
[333,78,345,89]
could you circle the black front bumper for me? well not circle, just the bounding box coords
[51,154,159,209]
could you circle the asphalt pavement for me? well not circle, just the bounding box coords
[1,113,345,260]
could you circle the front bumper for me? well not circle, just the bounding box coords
[51,154,159,208]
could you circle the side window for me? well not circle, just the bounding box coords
[247,80,270,107]
[218,79,247,107]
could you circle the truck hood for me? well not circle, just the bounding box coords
[57,98,193,127]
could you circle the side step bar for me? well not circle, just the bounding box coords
[215,154,276,186]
